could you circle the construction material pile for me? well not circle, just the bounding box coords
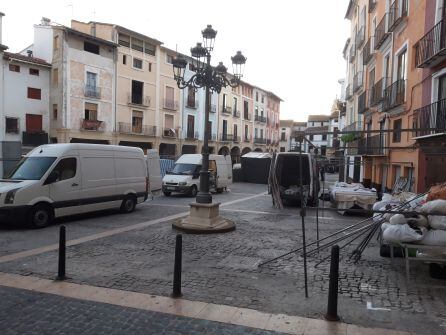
[330,182,377,212]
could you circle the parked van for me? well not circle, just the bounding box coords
[162,154,232,196]
[145,149,162,192]
[270,152,320,205]
[0,144,148,228]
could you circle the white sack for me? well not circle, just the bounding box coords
[389,214,407,225]
[382,224,425,243]
[421,229,446,246]
[420,199,446,215]
[428,215,446,231]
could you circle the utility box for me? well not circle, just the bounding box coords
[0,141,22,178]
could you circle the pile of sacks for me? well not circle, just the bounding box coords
[377,190,446,246]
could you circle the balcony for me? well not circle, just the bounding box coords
[186,131,200,140]
[369,0,377,13]
[345,84,353,100]
[163,99,179,111]
[254,137,267,144]
[128,93,150,107]
[369,78,387,106]
[356,26,365,50]
[349,45,356,63]
[413,99,446,137]
[382,79,406,111]
[244,112,251,120]
[232,136,241,143]
[222,106,232,115]
[233,109,240,118]
[353,71,363,92]
[358,91,367,114]
[22,131,49,146]
[220,133,234,142]
[85,85,101,99]
[163,127,178,138]
[388,0,408,32]
[415,19,446,68]
[363,38,374,64]
[375,14,390,50]
[80,119,103,131]
[186,98,198,109]
[118,122,156,136]
[254,115,267,123]
[358,134,386,156]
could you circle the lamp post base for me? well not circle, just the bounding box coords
[172,202,235,234]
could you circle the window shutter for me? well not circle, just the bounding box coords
[26,114,43,133]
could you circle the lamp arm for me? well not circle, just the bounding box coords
[175,73,206,90]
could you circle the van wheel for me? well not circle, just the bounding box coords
[163,191,171,196]
[120,195,136,213]
[28,204,54,228]
[189,185,198,197]
[216,188,223,194]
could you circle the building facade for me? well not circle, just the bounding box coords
[279,119,293,152]
[304,115,330,155]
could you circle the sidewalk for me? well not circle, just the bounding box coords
[0,272,413,335]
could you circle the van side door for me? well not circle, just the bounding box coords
[47,156,82,217]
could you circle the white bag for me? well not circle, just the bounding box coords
[420,199,446,215]
[382,223,425,243]
[421,229,446,246]
[428,215,446,231]
[389,214,407,225]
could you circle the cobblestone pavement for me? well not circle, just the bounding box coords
[0,180,445,334]
[0,286,285,335]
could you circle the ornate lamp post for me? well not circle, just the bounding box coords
[171,25,246,233]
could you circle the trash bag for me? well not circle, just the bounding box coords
[428,215,446,230]
[420,199,446,215]
[421,229,446,246]
[382,223,425,243]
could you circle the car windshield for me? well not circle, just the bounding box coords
[7,157,57,180]
[170,163,201,175]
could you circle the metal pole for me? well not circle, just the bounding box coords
[299,141,308,298]
[196,53,212,204]
[325,245,340,321]
[56,225,66,281]
[172,234,183,298]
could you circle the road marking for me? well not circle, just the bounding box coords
[0,191,266,264]
[0,272,412,335]
[366,301,391,311]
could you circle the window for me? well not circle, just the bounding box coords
[166,54,174,64]
[233,97,237,112]
[144,42,156,56]
[244,100,249,114]
[5,117,19,134]
[148,63,152,72]
[131,38,143,52]
[27,87,41,100]
[118,33,130,47]
[29,68,39,76]
[84,102,98,120]
[255,92,258,101]
[322,134,327,141]
[309,134,314,141]
[53,104,58,120]
[281,132,286,141]
[84,41,100,55]
[9,64,20,72]
[52,158,77,181]
[333,127,339,138]
[164,114,174,129]
[260,129,264,138]
[234,124,238,138]
[189,63,196,71]
[132,80,144,104]
[86,72,97,88]
[132,111,143,133]
[392,119,402,142]
[53,35,59,51]
[245,125,249,140]
[396,49,407,81]
[187,115,195,138]
[255,128,258,138]
[261,95,264,103]
[255,106,259,115]
[222,94,227,108]
[133,58,143,69]
[26,114,43,133]
[123,55,127,65]
[53,68,58,85]
[321,146,327,156]
[187,88,196,108]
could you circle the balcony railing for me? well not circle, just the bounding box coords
[220,133,234,142]
[363,38,374,64]
[349,45,356,63]
[358,91,367,114]
[356,26,365,50]
[80,118,104,131]
[255,115,267,123]
[388,0,408,32]
[163,127,178,138]
[254,137,267,144]
[222,106,232,115]
[85,85,101,99]
[22,131,49,146]
[128,93,150,107]
[415,19,446,68]
[233,110,240,118]
[232,136,241,143]
[163,99,179,110]
[186,131,200,140]
[413,99,446,137]
[358,134,386,156]
[186,99,198,109]
[118,122,156,136]
[244,112,251,120]
[375,14,390,49]
[369,78,388,106]
[369,0,377,13]
[353,71,363,92]
[345,84,353,100]
[383,79,406,111]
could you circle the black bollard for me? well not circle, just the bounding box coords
[171,234,183,298]
[56,225,66,281]
[325,245,340,321]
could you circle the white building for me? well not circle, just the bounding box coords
[305,115,330,155]
[327,104,340,158]
[279,119,293,152]
[290,121,307,151]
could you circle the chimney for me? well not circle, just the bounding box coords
[27,50,33,57]
[0,12,4,45]
[41,17,51,26]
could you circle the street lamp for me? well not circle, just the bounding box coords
[171,25,246,233]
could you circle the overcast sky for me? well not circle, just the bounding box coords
[1,0,350,122]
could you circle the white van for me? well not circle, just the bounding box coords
[162,154,232,196]
[145,149,162,192]
[0,144,148,228]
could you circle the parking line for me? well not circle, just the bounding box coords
[0,191,267,264]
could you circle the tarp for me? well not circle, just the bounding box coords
[240,153,272,184]
[330,182,377,210]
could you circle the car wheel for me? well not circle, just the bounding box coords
[190,185,198,197]
[163,191,171,196]
[28,203,54,228]
[120,195,136,213]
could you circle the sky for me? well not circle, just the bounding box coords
[0,0,350,122]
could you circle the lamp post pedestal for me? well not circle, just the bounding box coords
[172,202,235,233]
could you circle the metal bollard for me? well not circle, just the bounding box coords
[171,234,183,298]
[325,245,340,321]
[56,225,66,281]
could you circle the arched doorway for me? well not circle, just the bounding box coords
[254,148,263,152]
[241,147,251,156]
[218,146,230,156]
[230,146,241,164]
